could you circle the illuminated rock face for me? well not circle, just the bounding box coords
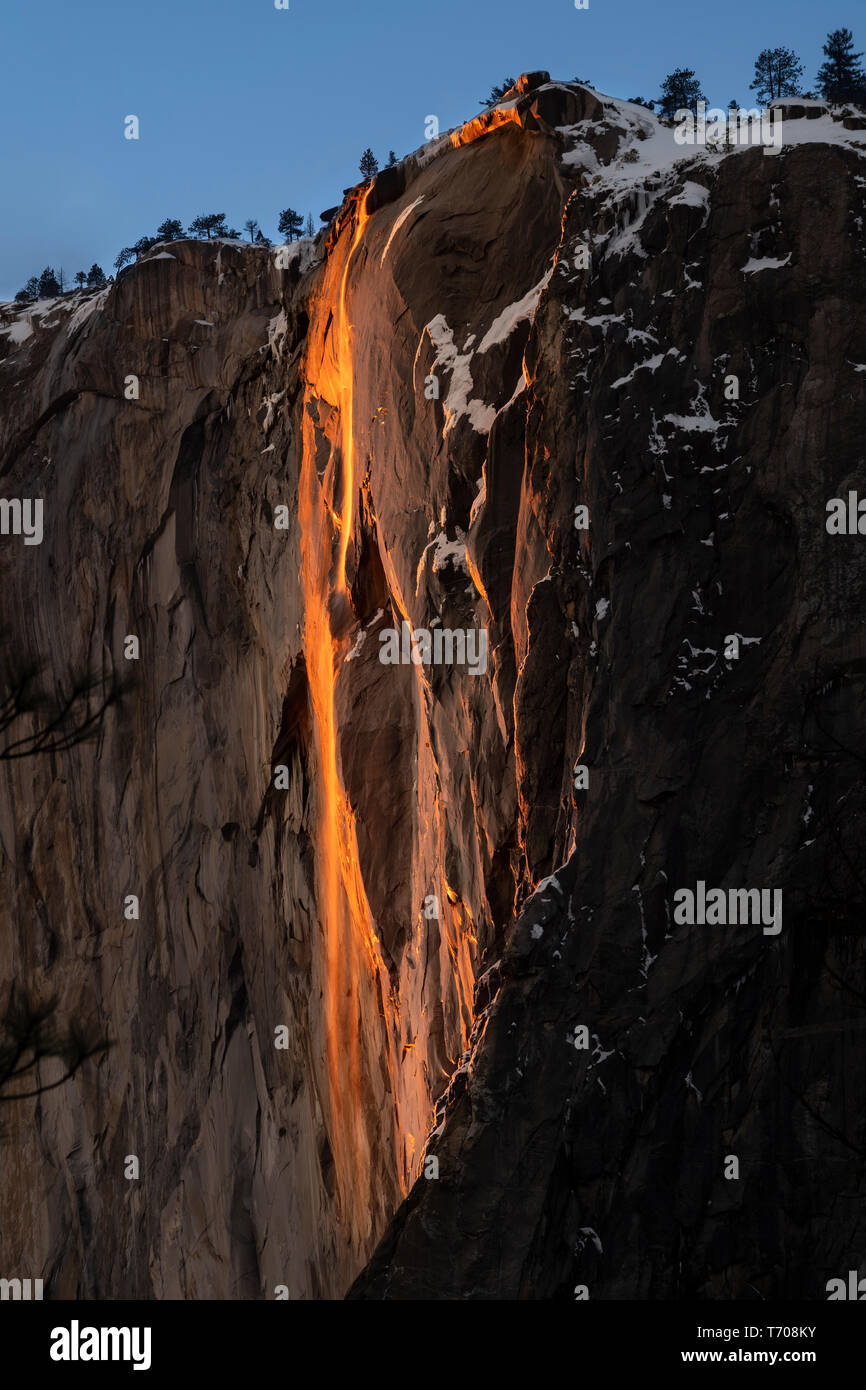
[1,76,865,1300]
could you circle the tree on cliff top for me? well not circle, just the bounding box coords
[278,208,304,241]
[657,67,706,119]
[482,77,516,105]
[131,236,159,259]
[816,27,866,102]
[750,47,804,104]
[155,217,185,241]
[14,276,40,303]
[189,212,228,239]
[37,266,60,298]
[359,147,379,180]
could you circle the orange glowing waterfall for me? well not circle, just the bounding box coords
[298,195,384,1241]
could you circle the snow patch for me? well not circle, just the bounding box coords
[267,310,288,357]
[380,196,425,266]
[611,351,666,389]
[741,253,792,274]
[0,319,34,345]
[668,180,710,215]
[66,288,109,337]
[477,270,553,353]
[415,528,469,593]
[424,314,496,434]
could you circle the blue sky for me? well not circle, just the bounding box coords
[0,0,860,297]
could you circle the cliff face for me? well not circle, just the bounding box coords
[1,77,865,1300]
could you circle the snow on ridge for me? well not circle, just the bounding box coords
[1,287,110,348]
[560,94,866,182]
[66,286,110,337]
[345,84,865,245]
[0,319,34,345]
[557,96,866,272]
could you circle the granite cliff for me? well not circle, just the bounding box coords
[1,75,865,1299]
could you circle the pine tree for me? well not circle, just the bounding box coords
[482,77,516,105]
[386,150,398,167]
[86,264,107,288]
[15,277,40,303]
[305,212,315,237]
[816,28,866,103]
[131,236,158,259]
[750,47,804,104]
[37,266,60,298]
[74,271,87,289]
[359,147,379,180]
[189,213,228,239]
[114,248,134,271]
[244,219,260,243]
[155,218,184,241]
[657,68,706,119]
[278,208,304,241]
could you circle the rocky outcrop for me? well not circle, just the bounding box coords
[1,77,865,1300]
